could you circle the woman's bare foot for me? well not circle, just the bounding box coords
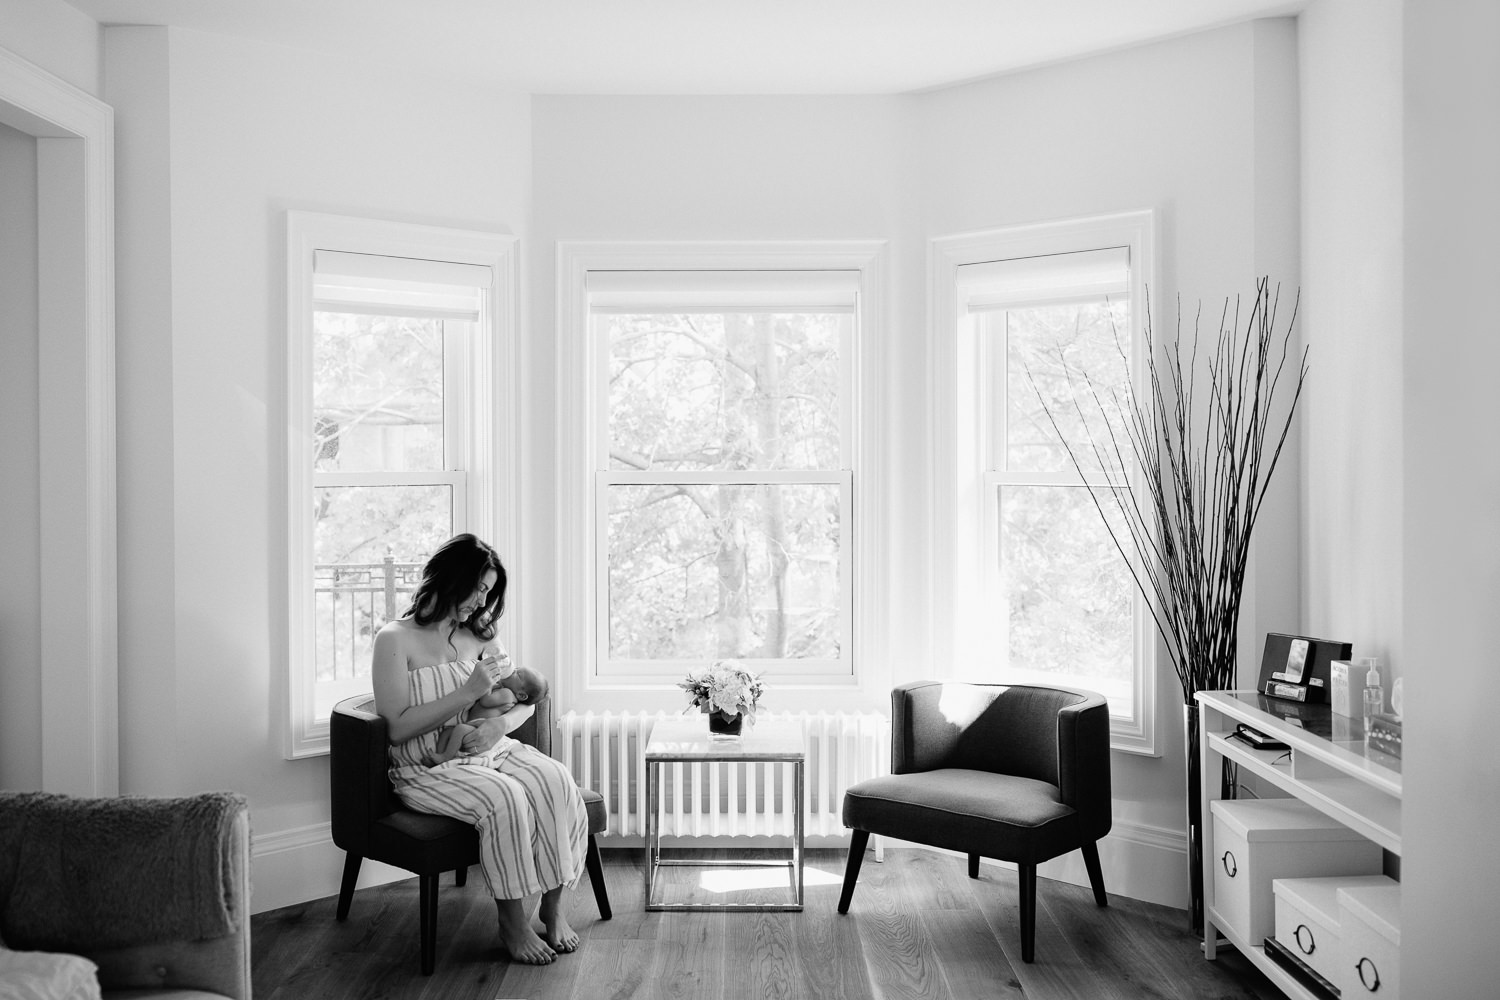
[538,886,579,953]
[496,898,556,965]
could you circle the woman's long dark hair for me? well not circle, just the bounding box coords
[403,533,506,645]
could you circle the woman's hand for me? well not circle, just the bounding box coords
[479,648,516,679]
[462,656,504,699]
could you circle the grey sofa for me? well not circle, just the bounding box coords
[0,790,251,999]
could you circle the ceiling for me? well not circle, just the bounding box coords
[61,0,1308,96]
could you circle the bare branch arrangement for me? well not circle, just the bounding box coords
[1029,276,1308,701]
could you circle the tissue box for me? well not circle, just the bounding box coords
[1367,713,1403,758]
[1330,659,1368,718]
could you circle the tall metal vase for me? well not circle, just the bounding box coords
[1184,701,1204,934]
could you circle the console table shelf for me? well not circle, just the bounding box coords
[1196,690,1402,999]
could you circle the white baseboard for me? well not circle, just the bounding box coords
[250,821,408,915]
[253,816,1189,914]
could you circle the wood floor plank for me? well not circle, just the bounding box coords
[251,849,1288,1000]
[794,880,877,1000]
[566,938,655,1000]
[1045,886,1281,1000]
[966,863,1135,1000]
[918,909,1027,1000]
[899,849,980,911]
[844,852,949,1000]
[1034,886,1178,1000]
[718,909,797,1000]
[644,904,725,999]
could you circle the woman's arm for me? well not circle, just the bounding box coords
[371,627,495,745]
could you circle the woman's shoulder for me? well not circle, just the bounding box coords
[374,617,439,658]
[375,617,417,644]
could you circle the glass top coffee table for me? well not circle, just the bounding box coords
[643,715,807,911]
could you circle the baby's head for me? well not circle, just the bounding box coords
[500,666,549,705]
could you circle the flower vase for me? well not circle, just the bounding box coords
[708,710,744,739]
[1184,701,1204,934]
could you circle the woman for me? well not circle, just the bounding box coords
[371,533,588,965]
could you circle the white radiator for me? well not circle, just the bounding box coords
[556,710,890,842]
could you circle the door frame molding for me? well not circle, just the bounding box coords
[0,45,118,795]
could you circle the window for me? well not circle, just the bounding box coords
[558,243,886,706]
[933,212,1157,753]
[285,213,516,758]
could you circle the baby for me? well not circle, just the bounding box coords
[422,665,550,767]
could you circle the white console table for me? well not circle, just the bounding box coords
[1196,690,1402,998]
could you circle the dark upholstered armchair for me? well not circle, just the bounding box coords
[330,694,611,974]
[838,681,1112,963]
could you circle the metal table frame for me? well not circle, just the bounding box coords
[643,716,806,911]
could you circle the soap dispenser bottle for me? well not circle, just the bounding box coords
[1362,658,1384,724]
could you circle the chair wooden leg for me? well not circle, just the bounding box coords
[335,853,361,921]
[1081,840,1107,907]
[1019,862,1037,964]
[968,853,981,879]
[585,834,612,920]
[837,829,871,914]
[419,872,438,976]
[454,866,468,887]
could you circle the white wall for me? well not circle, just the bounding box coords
[102,23,532,911]
[1,0,99,96]
[0,0,103,793]
[0,121,43,790]
[1300,0,1405,688]
[921,20,1301,906]
[529,94,917,718]
[1402,1,1500,994]
[531,22,1299,908]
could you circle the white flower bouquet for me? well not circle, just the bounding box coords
[679,660,765,724]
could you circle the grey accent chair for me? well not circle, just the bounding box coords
[838,681,1112,963]
[331,693,611,974]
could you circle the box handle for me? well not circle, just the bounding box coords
[1294,924,1316,955]
[1355,956,1381,992]
[1220,850,1237,878]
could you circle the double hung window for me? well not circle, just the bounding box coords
[285,213,515,757]
[558,243,884,704]
[937,213,1157,752]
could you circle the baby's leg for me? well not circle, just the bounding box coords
[423,725,464,766]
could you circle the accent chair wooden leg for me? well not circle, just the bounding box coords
[968,853,981,879]
[585,833,612,920]
[454,866,468,887]
[1019,862,1037,964]
[335,853,361,921]
[419,872,438,976]
[837,829,871,914]
[1081,840,1108,907]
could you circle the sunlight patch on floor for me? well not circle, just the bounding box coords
[697,864,842,894]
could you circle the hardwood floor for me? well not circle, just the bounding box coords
[251,848,1281,1000]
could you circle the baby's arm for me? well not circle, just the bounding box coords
[474,686,519,712]
[422,722,475,766]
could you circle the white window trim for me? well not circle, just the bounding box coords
[556,241,888,713]
[930,210,1159,755]
[284,211,518,759]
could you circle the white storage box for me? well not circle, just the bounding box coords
[1272,875,1394,988]
[1338,883,1401,999]
[1210,798,1383,947]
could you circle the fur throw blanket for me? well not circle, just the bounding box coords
[0,791,246,951]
